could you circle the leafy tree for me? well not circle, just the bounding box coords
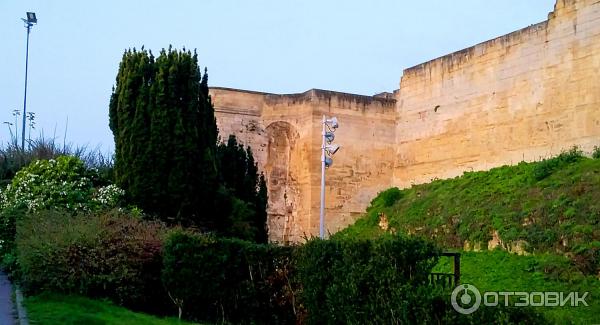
[110,48,267,241]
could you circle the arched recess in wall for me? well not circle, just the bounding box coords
[264,121,300,244]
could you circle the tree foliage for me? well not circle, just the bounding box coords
[109,47,218,228]
[109,47,267,240]
[217,135,268,242]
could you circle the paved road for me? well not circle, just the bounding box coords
[0,272,16,325]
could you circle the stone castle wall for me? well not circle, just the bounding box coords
[211,88,396,243]
[211,0,600,242]
[393,0,600,187]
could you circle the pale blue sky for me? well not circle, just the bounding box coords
[1,1,555,151]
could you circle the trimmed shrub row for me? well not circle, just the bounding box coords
[159,232,447,324]
[162,230,296,324]
[15,210,547,324]
[296,236,440,324]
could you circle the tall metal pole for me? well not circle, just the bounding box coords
[319,115,326,239]
[22,23,31,151]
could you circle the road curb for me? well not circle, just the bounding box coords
[14,287,28,325]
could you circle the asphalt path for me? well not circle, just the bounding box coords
[0,272,16,325]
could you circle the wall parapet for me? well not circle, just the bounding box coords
[403,21,549,79]
[212,87,397,110]
[210,86,277,96]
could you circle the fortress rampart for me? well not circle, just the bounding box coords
[211,0,600,243]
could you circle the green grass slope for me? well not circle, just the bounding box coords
[338,148,600,323]
[339,148,599,273]
[25,293,196,325]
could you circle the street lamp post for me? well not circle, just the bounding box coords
[319,115,340,239]
[21,12,37,151]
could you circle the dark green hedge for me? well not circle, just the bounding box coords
[161,232,449,324]
[296,235,441,324]
[162,230,297,324]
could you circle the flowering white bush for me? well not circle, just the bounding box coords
[92,184,126,207]
[0,156,123,212]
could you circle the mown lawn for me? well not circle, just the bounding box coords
[434,250,599,324]
[25,293,196,325]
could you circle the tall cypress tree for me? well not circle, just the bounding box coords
[109,48,156,211]
[110,47,268,240]
[109,47,219,228]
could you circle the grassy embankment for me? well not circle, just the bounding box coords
[338,148,600,323]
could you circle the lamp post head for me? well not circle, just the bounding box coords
[325,144,340,156]
[325,131,335,143]
[22,12,37,27]
[325,117,339,129]
[26,12,37,24]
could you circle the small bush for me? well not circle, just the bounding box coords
[295,234,441,324]
[593,146,600,159]
[369,187,402,208]
[1,156,123,213]
[532,146,583,181]
[381,187,403,207]
[571,242,600,275]
[162,230,297,324]
[16,209,167,313]
[294,235,548,324]
[0,206,26,278]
